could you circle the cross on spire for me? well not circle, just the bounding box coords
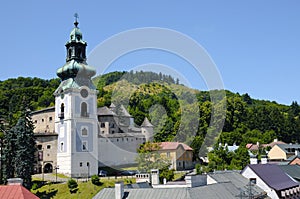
[74,13,79,27]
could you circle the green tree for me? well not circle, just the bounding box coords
[13,105,36,189]
[136,142,171,172]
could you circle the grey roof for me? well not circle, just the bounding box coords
[119,105,132,117]
[247,164,299,191]
[141,117,153,127]
[208,170,265,194]
[276,144,300,153]
[93,187,189,199]
[189,182,246,199]
[31,106,55,114]
[279,165,300,181]
[99,133,145,138]
[93,182,267,199]
[97,106,116,116]
[124,182,152,189]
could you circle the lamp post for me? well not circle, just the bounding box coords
[87,162,90,181]
[54,166,59,183]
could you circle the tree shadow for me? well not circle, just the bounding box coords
[35,189,58,199]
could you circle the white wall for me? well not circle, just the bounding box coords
[241,166,279,199]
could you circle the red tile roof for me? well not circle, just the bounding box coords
[0,185,39,199]
[159,142,193,151]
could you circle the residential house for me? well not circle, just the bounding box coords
[268,144,300,161]
[246,139,286,152]
[241,164,300,199]
[0,178,39,199]
[287,154,300,165]
[158,142,193,170]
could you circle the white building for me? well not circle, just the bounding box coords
[32,18,153,177]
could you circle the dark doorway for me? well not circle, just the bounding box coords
[44,163,53,173]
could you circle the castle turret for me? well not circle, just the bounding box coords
[141,117,154,142]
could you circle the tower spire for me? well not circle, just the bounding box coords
[74,13,79,27]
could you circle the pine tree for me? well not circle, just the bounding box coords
[2,127,16,183]
[14,106,36,189]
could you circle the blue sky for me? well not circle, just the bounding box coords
[0,1,299,105]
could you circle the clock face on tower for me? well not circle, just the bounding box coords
[80,89,88,98]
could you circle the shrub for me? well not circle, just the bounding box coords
[31,183,38,190]
[67,178,78,193]
[91,175,102,186]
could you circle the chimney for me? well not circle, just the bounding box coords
[274,138,278,142]
[115,182,124,199]
[261,155,268,164]
[7,178,23,185]
[250,155,258,164]
[151,169,160,185]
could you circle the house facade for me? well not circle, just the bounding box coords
[268,144,300,161]
[158,142,193,170]
[242,164,300,199]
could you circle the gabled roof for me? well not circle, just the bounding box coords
[141,117,153,127]
[97,106,116,116]
[246,164,299,191]
[119,105,132,117]
[0,185,39,199]
[208,170,264,194]
[159,142,193,151]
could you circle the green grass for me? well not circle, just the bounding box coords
[51,173,69,179]
[31,178,136,199]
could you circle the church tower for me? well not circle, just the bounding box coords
[54,16,98,177]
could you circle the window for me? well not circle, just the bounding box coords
[81,127,88,136]
[47,145,51,149]
[34,120,37,123]
[250,178,256,184]
[100,123,105,128]
[117,139,119,142]
[68,48,72,58]
[178,162,181,166]
[49,117,52,122]
[112,130,115,134]
[42,119,44,122]
[37,145,42,150]
[167,152,170,158]
[60,142,64,152]
[82,141,88,151]
[80,162,82,167]
[59,103,64,119]
[81,102,88,117]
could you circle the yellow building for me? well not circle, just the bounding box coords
[268,144,300,161]
[158,142,193,171]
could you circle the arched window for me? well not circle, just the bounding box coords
[81,102,88,117]
[81,127,88,136]
[59,103,65,119]
[68,49,72,58]
[77,48,81,58]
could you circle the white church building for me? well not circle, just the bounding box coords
[31,18,153,177]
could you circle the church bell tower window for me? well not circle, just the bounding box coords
[81,102,88,117]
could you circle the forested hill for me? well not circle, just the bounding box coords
[1,72,300,158]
